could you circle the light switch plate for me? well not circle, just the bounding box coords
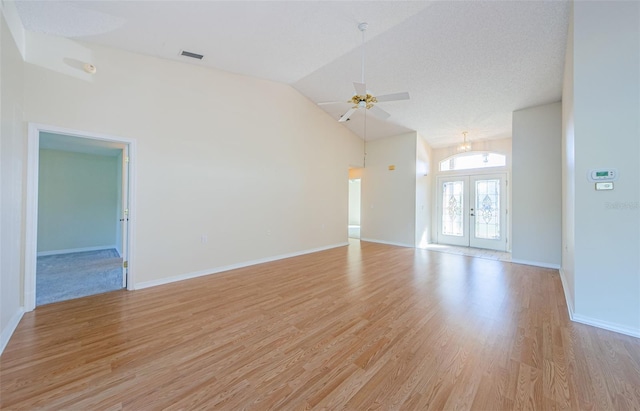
[595,182,614,190]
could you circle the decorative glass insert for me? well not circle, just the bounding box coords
[440,152,506,171]
[442,181,464,236]
[474,179,500,240]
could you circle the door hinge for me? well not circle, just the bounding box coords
[125,156,130,163]
[123,261,128,268]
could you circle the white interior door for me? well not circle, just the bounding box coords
[120,146,129,288]
[438,174,507,251]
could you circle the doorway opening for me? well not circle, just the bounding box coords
[348,179,361,238]
[348,167,363,239]
[25,124,136,311]
[436,173,508,251]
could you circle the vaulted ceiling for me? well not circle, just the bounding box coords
[15,1,570,148]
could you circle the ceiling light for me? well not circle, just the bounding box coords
[457,131,471,152]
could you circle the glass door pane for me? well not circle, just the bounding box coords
[470,174,507,251]
[442,181,464,236]
[474,179,500,240]
[437,177,469,246]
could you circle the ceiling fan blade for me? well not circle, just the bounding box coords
[353,82,367,96]
[339,108,357,122]
[318,101,350,106]
[368,105,391,120]
[375,91,410,102]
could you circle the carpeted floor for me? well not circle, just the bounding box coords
[36,248,124,306]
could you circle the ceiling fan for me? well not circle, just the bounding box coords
[319,22,410,123]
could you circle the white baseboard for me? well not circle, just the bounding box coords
[360,238,414,248]
[37,245,117,257]
[134,242,349,290]
[511,259,560,270]
[571,314,640,339]
[1,307,24,355]
[558,268,639,338]
[558,268,575,317]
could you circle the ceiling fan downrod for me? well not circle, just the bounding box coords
[358,22,368,85]
[317,21,409,124]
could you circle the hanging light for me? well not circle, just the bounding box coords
[457,131,471,152]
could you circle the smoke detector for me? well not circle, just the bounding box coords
[83,63,97,74]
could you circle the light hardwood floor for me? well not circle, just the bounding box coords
[2,240,639,410]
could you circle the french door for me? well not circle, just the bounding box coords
[437,174,507,251]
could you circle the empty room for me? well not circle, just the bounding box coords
[1,1,639,409]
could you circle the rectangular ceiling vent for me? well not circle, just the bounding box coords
[180,50,204,60]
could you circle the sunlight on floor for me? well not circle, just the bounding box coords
[421,244,511,262]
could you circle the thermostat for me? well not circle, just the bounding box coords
[588,169,617,182]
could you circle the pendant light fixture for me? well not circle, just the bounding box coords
[457,131,471,152]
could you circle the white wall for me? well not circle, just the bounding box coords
[361,132,417,247]
[348,179,361,226]
[0,15,365,353]
[430,138,512,245]
[0,10,26,353]
[37,149,119,253]
[20,32,364,287]
[565,1,640,336]
[561,8,576,314]
[512,102,562,268]
[415,134,432,248]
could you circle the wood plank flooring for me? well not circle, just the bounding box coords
[2,240,639,410]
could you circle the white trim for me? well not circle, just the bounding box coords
[435,165,511,178]
[126,139,137,290]
[359,238,414,248]
[24,125,40,312]
[571,314,640,339]
[37,245,117,257]
[0,307,24,355]
[25,123,137,311]
[558,268,575,318]
[134,242,349,290]
[511,259,561,270]
[558,268,639,338]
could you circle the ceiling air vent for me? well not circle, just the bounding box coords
[180,50,204,60]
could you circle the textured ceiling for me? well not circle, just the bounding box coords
[15,1,570,148]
